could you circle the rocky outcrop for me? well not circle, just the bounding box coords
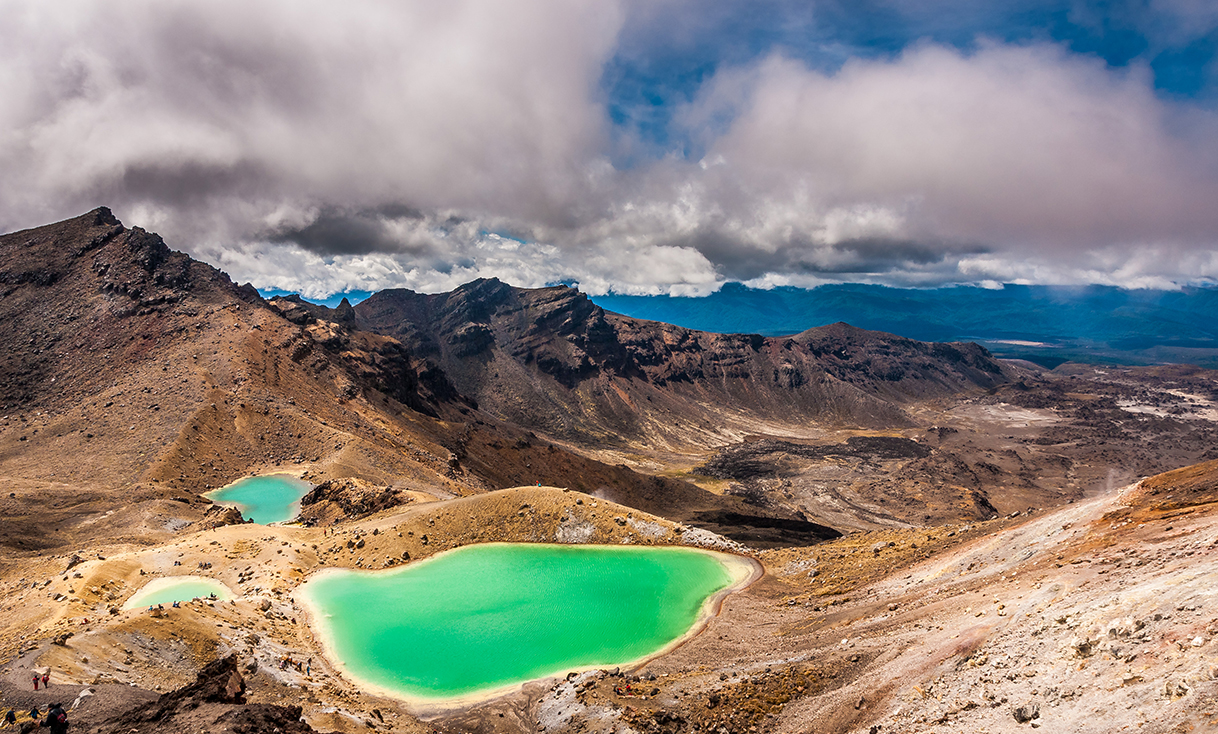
[197,504,247,529]
[102,655,326,733]
[267,294,357,327]
[298,477,411,525]
[267,295,461,416]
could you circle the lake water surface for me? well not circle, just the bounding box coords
[122,576,232,610]
[204,474,312,524]
[298,543,751,703]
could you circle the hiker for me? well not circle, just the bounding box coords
[4,709,16,727]
[41,703,69,734]
[31,673,38,691]
[41,672,48,688]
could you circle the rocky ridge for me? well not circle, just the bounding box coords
[354,279,1015,446]
[0,210,818,556]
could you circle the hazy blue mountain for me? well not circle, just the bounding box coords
[259,288,374,308]
[591,283,1218,368]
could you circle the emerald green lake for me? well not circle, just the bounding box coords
[122,576,232,610]
[204,474,312,524]
[299,543,749,702]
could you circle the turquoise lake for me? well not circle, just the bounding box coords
[204,474,312,524]
[298,543,749,702]
[122,576,232,610]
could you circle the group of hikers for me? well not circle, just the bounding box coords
[2,703,68,734]
[278,656,311,675]
[147,593,218,613]
[1,671,68,733]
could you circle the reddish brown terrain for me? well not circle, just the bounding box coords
[1,210,1216,733]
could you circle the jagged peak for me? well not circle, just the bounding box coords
[1,206,124,245]
[451,276,511,299]
[87,206,122,228]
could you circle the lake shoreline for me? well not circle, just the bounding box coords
[120,575,234,610]
[295,542,760,717]
[203,472,313,524]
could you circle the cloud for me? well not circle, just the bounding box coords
[2,3,1218,296]
[0,0,623,236]
[660,41,1218,284]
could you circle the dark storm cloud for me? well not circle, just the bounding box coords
[268,209,428,257]
[667,225,984,283]
[117,160,274,207]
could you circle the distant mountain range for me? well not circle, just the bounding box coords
[591,282,1218,368]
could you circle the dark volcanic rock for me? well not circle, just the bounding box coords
[689,511,842,547]
[269,296,447,415]
[298,477,411,525]
[103,655,327,733]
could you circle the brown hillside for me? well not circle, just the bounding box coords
[0,210,827,556]
[1121,458,1218,511]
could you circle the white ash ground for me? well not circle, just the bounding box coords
[767,488,1218,733]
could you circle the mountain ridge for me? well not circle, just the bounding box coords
[0,209,846,551]
[353,278,1015,447]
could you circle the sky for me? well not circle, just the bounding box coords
[2,0,1218,298]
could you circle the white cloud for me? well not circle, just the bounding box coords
[687,43,1218,249]
[647,41,1218,286]
[0,0,623,237]
[2,4,1218,295]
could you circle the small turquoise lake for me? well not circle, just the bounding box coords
[299,543,753,703]
[204,474,312,524]
[122,576,232,610]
